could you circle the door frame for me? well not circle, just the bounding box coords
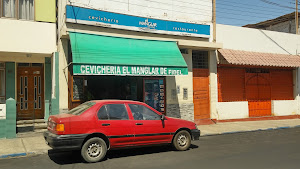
[16,63,45,120]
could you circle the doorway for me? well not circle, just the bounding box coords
[192,51,210,120]
[17,63,44,120]
[246,72,271,117]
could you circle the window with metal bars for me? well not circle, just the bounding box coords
[192,51,208,69]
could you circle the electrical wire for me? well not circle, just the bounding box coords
[217,1,290,14]
[260,0,296,9]
[67,0,297,27]
[220,0,295,10]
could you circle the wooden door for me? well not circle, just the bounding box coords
[17,63,44,120]
[246,73,271,117]
[193,69,210,120]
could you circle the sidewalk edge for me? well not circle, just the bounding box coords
[201,125,300,137]
[0,153,27,159]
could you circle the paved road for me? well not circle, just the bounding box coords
[1,128,300,169]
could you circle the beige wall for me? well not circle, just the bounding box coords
[0,19,56,54]
[57,39,69,111]
[166,49,193,105]
[216,24,300,55]
[272,100,298,116]
[217,102,249,120]
[209,50,218,119]
[0,53,47,63]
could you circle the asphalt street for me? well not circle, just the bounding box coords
[1,128,300,169]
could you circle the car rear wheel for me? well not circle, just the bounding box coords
[172,130,191,151]
[81,137,107,163]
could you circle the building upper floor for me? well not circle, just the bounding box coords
[58,0,218,49]
[67,0,212,24]
[0,0,57,54]
[1,0,55,22]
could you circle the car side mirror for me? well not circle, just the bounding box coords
[160,114,165,121]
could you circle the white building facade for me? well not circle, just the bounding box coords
[57,0,222,124]
[215,24,300,121]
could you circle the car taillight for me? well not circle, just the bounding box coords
[56,124,65,132]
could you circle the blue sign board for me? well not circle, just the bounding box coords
[66,5,210,38]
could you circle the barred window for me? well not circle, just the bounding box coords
[192,51,208,69]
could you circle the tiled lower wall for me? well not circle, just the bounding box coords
[0,120,5,138]
[166,103,194,122]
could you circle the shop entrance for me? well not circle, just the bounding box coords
[246,72,271,117]
[85,76,144,101]
[17,63,44,120]
[70,76,166,113]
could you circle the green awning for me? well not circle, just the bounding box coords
[69,32,188,76]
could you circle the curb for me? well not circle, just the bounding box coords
[0,152,38,159]
[0,153,27,159]
[201,125,300,137]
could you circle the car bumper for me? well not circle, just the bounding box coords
[191,129,200,140]
[44,131,88,150]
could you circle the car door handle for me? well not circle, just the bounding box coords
[102,123,110,126]
[135,123,143,125]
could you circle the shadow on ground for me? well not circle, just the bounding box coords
[48,144,199,165]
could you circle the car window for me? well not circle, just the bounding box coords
[97,104,129,120]
[66,102,96,115]
[129,104,160,120]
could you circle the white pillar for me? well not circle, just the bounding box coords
[209,50,218,119]
[294,68,300,115]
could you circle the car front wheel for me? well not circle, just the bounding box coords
[173,130,191,151]
[81,137,107,163]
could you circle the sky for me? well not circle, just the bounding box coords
[216,0,297,26]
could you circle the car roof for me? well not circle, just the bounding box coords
[89,100,144,104]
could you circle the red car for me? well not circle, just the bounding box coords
[44,100,200,163]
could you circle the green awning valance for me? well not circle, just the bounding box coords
[69,32,188,76]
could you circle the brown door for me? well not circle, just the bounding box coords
[17,63,44,120]
[246,73,271,117]
[193,69,210,120]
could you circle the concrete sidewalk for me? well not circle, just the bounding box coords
[200,119,300,136]
[1,119,300,159]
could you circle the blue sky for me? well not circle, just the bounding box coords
[216,0,297,26]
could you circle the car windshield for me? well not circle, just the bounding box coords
[66,102,96,115]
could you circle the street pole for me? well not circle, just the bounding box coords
[213,0,216,42]
[296,0,298,34]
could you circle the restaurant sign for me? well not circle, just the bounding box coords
[73,65,188,76]
[66,5,210,38]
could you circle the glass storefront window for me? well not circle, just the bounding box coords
[0,63,5,104]
[144,78,165,113]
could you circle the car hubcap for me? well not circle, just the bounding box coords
[177,134,187,147]
[87,143,102,158]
